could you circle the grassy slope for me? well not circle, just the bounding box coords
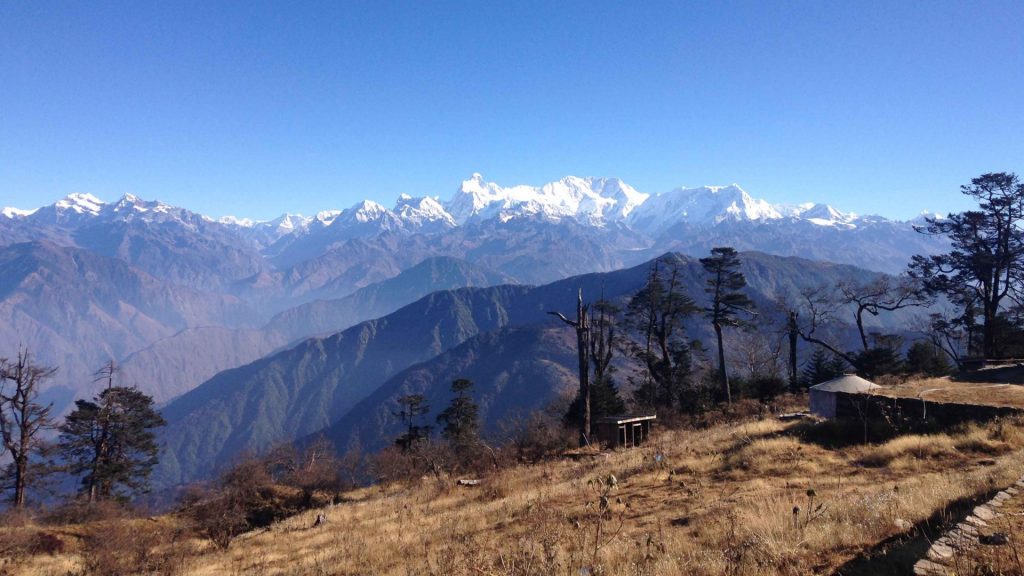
[11,400,1024,576]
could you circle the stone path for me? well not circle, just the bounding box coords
[912,476,1024,575]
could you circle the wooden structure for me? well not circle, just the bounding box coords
[594,415,656,448]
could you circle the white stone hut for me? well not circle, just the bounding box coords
[809,374,881,418]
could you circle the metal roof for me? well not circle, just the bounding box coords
[596,415,657,424]
[809,374,881,393]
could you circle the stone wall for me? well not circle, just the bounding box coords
[833,392,1022,426]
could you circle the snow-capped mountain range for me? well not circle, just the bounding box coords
[0,172,950,428]
[1,173,922,242]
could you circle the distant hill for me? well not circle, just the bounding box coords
[267,256,515,343]
[154,252,909,487]
[320,325,578,454]
[0,241,253,407]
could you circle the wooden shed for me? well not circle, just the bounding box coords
[594,415,656,448]
[809,374,880,418]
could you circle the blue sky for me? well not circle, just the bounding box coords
[1,1,1022,221]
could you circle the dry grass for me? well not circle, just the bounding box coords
[875,377,1024,408]
[6,413,1024,575]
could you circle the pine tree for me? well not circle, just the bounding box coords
[700,247,755,405]
[59,377,165,502]
[910,172,1024,359]
[393,394,430,451]
[626,258,699,411]
[801,349,846,388]
[905,341,953,376]
[436,379,480,454]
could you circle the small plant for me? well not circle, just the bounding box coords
[798,488,827,529]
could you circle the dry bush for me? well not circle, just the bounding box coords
[496,410,575,464]
[79,519,192,576]
[368,440,456,485]
[184,455,298,550]
[41,499,130,526]
[726,436,818,476]
[0,528,66,567]
[853,434,958,467]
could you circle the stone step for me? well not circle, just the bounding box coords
[913,558,949,575]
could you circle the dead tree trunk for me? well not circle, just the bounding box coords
[788,311,799,391]
[550,289,591,447]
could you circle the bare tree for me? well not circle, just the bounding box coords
[790,285,857,366]
[732,328,786,382]
[0,348,57,508]
[916,309,971,369]
[550,289,592,446]
[837,276,932,351]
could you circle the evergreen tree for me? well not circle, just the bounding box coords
[626,258,699,412]
[852,347,904,379]
[566,375,626,428]
[436,379,480,453]
[393,394,430,451]
[910,172,1024,359]
[801,349,846,388]
[59,375,165,502]
[905,341,953,376]
[700,247,755,404]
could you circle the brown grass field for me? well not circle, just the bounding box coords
[5,398,1024,576]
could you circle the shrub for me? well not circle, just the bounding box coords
[80,520,190,576]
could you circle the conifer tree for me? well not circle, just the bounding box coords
[626,258,699,411]
[393,394,430,451]
[801,349,846,388]
[59,365,165,502]
[910,172,1024,359]
[700,247,755,404]
[437,379,480,454]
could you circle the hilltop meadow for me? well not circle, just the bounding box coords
[5,389,1024,576]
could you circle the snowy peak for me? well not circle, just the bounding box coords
[341,200,389,224]
[627,184,783,235]
[110,193,177,217]
[55,192,105,215]
[313,210,342,226]
[326,200,405,237]
[263,213,310,232]
[444,173,649,225]
[26,193,108,226]
[446,173,507,224]
[912,210,947,224]
[1,206,36,219]
[394,195,456,231]
[796,203,857,227]
[218,215,257,227]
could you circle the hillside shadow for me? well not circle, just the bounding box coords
[954,364,1024,384]
[832,488,1001,575]
[781,418,904,449]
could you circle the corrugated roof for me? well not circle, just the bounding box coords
[809,374,881,393]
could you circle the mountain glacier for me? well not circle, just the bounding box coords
[1,173,912,240]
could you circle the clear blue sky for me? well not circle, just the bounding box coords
[2,1,1022,221]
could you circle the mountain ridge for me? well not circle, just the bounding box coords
[2,174,938,239]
